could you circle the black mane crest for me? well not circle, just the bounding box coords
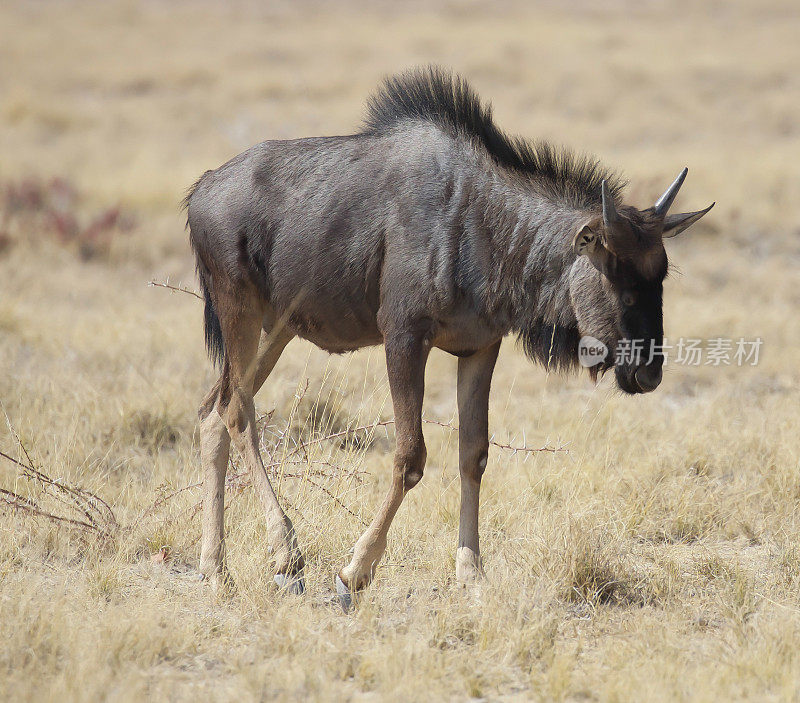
[363,66,624,208]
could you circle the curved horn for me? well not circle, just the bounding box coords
[654,167,688,217]
[601,179,620,228]
[662,202,715,238]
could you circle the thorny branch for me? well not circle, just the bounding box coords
[0,444,117,539]
[0,487,101,533]
[147,278,203,300]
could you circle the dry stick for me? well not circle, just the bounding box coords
[0,489,103,534]
[14,445,115,527]
[138,481,203,521]
[264,415,563,525]
[285,475,368,527]
[420,418,568,454]
[147,279,203,300]
[2,447,84,519]
[0,446,113,538]
[280,420,395,462]
[129,425,560,533]
[280,418,566,459]
[3,423,117,525]
[0,448,116,536]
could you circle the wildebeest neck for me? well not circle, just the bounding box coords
[464,172,585,372]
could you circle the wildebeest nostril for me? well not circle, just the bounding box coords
[634,365,663,392]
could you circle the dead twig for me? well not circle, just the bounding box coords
[420,417,568,454]
[147,278,203,300]
[0,449,116,538]
[0,487,104,534]
[281,419,395,458]
[0,468,111,538]
[0,420,117,538]
[135,480,203,523]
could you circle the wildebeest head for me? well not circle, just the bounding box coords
[569,168,713,394]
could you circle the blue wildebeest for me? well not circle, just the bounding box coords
[185,67,713,608]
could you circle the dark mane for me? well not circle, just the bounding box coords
[362,66,624,208]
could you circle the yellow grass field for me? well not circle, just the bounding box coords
[1,1,799,700]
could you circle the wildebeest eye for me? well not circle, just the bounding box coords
[621,291,637,307]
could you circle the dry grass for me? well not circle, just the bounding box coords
[1,0,799,700]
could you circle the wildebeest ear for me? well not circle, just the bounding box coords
[572,218,604,257]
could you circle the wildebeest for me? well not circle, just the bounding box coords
[185,67,713,607]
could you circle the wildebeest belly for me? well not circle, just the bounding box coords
[430,304,508,356]
[281,297,383,353]
[281,296,504,357]
[268,244,384,353]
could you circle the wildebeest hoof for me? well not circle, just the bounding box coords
[201,569,237,597]
[185,570,205,583]
[455,547,485,584]
[335,574,356,612]
[274,572,305,595]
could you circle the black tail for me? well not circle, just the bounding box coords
[198,267,225,369]
[184,174,226,369]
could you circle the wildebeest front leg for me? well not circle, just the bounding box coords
[337,330,429,609]
[456,341,500,583]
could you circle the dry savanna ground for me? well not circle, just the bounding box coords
[1,1,799,701]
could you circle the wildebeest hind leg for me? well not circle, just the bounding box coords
[251,315,295,396]
[198,376,232,591]
[198,317,296,593]
[217,294,305,593]
[337,329,429,610]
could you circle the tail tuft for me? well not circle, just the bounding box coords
[202,285,225,369]
[195,264,225,369]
